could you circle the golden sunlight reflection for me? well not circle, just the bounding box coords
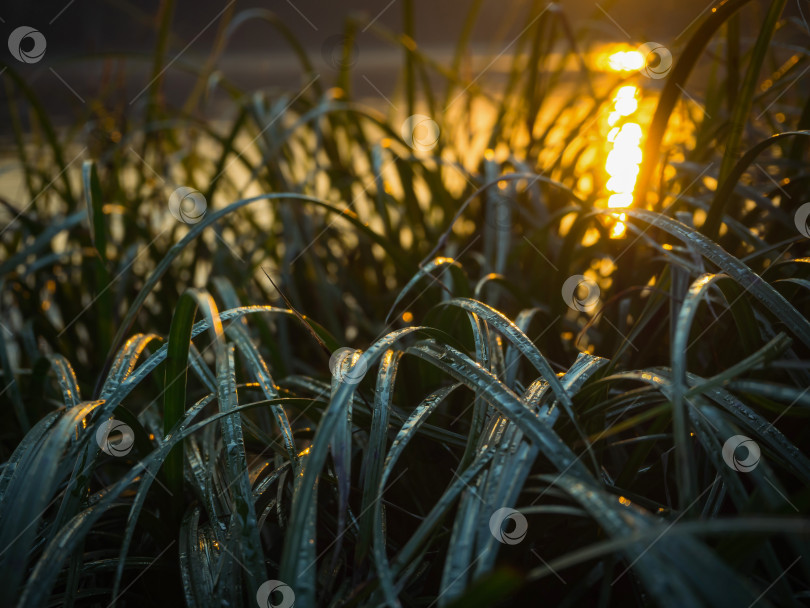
[608,51,644,72]
[604,78,644,238]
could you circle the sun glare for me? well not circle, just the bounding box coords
[608,50,644,72]
[604,84,643,238]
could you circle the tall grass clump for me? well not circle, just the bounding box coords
[1,0,809,606]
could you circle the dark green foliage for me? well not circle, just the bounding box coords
[1,1,809,606]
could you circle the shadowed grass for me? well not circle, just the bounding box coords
[1,0,810,606]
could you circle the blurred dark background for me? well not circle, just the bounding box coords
[1,0,732,54]
[0,0,803,126]
[0,0,711,53]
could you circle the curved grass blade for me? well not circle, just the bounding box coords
[370,383,464,607]
[702,131,810,238]
[622,209,810,350]
[101,192,411,385]
[439,298,598,472]
[635,0,756,206]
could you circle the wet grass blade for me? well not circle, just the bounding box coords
[702,131,810,238]
[624,209,810,349]
[635,0,754,206]
[713,0,786,186]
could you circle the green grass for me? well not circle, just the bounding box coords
[1,1,810,606]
